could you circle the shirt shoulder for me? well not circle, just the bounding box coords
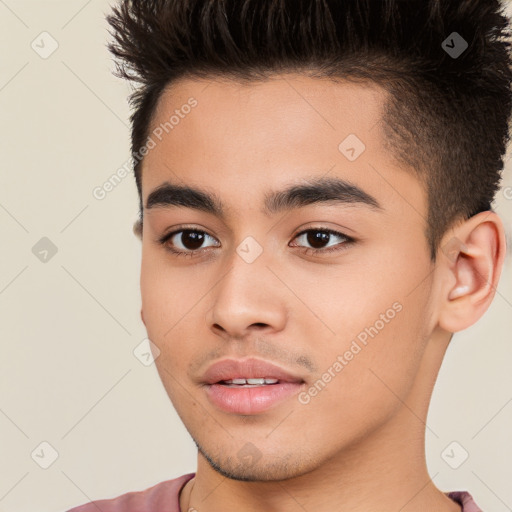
[65,473,195,512]
[446,490,484,512]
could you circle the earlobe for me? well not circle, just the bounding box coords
[438,211,506,333]
[140,308,145,326]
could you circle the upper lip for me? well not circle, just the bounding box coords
[201,358,305,384]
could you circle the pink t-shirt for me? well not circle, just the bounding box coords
[65,473,483,512]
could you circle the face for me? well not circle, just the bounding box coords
[139,73,437,481]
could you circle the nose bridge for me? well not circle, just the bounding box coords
[208,236,287,335]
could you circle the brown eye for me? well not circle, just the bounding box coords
[174,230,207,250]
[291,228,351,252]
[158,228,220,257]
[304,231,332,249]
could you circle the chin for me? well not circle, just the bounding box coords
[194,437,319,482]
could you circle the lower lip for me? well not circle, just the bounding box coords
[205,382,304,414]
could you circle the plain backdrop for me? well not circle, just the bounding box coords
[0,1,511,511]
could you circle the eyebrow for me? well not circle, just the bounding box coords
[144,176,382,218]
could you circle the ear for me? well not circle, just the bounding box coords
[437,211,507,333]
[140,308,146,326]
[133,218,142,240]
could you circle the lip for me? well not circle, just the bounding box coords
[201,358,305,415]
[201,357,304,385]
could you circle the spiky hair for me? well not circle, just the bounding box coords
[107,0,512,260]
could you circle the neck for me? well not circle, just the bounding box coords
[181,330,461,512]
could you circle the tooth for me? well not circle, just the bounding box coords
[246,378,265,385]
[221,377,280,386]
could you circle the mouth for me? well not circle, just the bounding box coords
[201,358,305,385]
[201,358,306,414]
[217,378,281,387]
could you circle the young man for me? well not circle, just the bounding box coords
[67,0,511,511]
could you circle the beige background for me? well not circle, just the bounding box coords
[0,1,511,511]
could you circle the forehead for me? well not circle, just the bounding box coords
[150,73,386,152]
[141,73,425,222]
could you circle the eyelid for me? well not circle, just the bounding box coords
[158,224,355,257]
[157,224,217,242]
[292,225,349,239]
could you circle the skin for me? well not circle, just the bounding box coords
[137,73,506,512]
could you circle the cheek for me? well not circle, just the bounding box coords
[296,302,427,445]
[140,258,194,384]
[140,248,206,335]
[297,255,432,427]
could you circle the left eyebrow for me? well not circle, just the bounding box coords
[144,176,382,219]
[263,176,382,215]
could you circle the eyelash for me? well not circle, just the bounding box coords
[157,226,355,259]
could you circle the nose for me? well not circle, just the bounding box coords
[207,248,288,340]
